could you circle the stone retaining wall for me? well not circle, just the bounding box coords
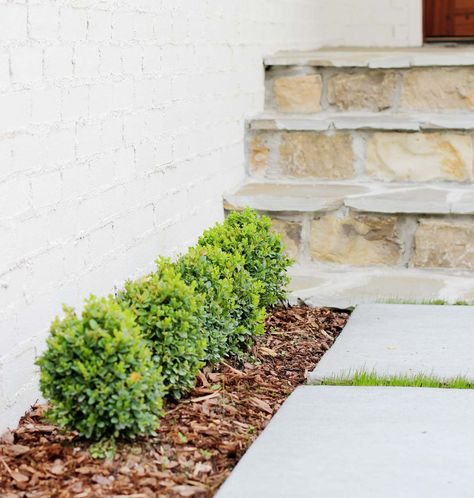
[261,211,474,270]
[266,67,474,113]
[249,130,474,183]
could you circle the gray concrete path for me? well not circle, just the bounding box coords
[309,304,474,383]
[217,386,474,498]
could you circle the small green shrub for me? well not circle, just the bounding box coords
[224,252,266,358]
[198,208,293,309]
[36,296,164,441]
[176,244,265,362]
[176,245,235,363]
[118,258,206,399]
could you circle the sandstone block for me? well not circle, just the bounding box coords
[311,213,401,266]
[271,218,301,260]
[328,71,396,111]
[401,68,474,111]
[273,74,322,113]
[414,219,474,269]
[249,134,269,177]
[279,132,354,179]
[366,132,474,182]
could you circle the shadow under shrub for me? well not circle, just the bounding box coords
[36,296,164,441]
[118,258,206,399]
[198,208,293,309]
[176,244,265,362]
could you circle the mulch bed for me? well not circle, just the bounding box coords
[0,305,349,498]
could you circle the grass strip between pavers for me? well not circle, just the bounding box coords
[376,298,474,306]
[321,371,474,389]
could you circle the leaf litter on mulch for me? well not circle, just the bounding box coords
[0,305,349,498]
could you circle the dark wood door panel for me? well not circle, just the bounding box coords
[425,0,474,39]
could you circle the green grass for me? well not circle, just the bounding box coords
[376,298,472,306]
[321,371,474,389]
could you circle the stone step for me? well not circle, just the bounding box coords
[248,114,474,183]
[224,182,474,215]
[264,47,474,68]
[288,264,474,308]
[225,182,474,270]
[216,385,474,498]
[309,304,474,384]
[264,47,474,114]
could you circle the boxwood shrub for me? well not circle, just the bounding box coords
[118,258,206,399]
[176,244,265,362]
[36,296,164,441]
[198,208,293,309]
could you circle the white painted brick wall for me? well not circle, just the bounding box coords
[0,0,325,432]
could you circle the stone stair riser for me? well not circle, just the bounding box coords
[249,130,474,183]
[266,66,474,114]
[227,208,474,270]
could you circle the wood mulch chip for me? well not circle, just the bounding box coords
[0,305,349,498]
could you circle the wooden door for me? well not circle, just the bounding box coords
[424,0,474,40]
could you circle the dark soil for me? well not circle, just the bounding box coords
[0,305,349,498]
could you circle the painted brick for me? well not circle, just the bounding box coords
[10,47,43,84]
[31,87,62,123]
[29,5,59,41]
[0,4,27,41]
[44,46,73,80]
[60,8,88,42]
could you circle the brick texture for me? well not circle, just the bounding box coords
[0,0,323,431]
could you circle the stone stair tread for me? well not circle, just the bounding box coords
[264,46,474,68]
[250,111,474,131]
[309,304,474,383]
[216,385,474,498]
[288,264,474,308]
[224,182,367,212]
[224,182,474,215]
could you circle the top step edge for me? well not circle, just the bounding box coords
[248,112,474,131]
[264,47,474,69]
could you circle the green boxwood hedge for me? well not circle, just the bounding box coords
[198,208,293,308]
[36,296,164,440]
[117,258,206,400]
[37,209,291,441]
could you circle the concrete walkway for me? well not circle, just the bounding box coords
[310,304,474,383]
[216,305,474,497]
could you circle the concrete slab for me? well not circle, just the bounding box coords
[289,265,474,308]
[310,304,474,383]
[217,385,474,498]
[224,182,368,213]
[264,46,474,68]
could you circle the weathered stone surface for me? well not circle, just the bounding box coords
[401,68,474,110]
[366,132,474,182]
[345,187,451,214]
[328,71,396,111]
[224,182,367,213]
[279,132,354,179]
[249,135,269,177]
[288,265,474,308]
[270,219,301,260]
[311,213,401,266]
[414,219,474,269]
[273,74,322,113]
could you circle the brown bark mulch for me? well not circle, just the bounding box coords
[0,305,349,498]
